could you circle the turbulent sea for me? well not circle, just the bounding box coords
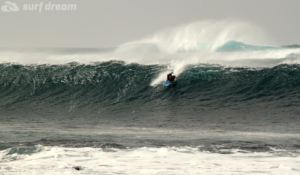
[1,21,300,174]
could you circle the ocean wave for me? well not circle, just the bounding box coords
[1,62,300,114]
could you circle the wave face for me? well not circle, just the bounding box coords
[1,62,300,124]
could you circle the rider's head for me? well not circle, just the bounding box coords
[167,74,172,80]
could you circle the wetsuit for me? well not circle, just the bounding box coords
[167,75,176,83]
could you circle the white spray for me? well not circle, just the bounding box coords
[1,20,300,86]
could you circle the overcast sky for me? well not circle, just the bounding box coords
[1,0,299,48]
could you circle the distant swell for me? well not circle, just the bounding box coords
[216,40,280,52]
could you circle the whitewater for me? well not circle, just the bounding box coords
[1,20,300,174]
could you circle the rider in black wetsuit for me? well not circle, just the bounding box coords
[167,73,176,83]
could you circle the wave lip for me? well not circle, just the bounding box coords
[1,20,300,74]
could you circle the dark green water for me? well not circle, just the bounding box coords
[1,62,300,148]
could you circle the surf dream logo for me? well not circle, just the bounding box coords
[1,1,19,12]
[1,1,76,12]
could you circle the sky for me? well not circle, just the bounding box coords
[1,0,300,48]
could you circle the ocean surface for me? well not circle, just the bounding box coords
[1,21,300,174]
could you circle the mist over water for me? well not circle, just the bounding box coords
[1,20,300,85]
